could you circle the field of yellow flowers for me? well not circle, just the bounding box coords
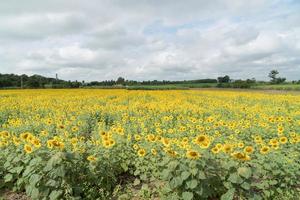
[0,89,299,200]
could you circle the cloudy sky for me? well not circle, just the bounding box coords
[0,0,300,81]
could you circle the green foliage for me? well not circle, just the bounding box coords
[0,73,82,89]
[269,70,286,84]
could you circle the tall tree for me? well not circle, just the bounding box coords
[217,75,230,83]
[116,77,125,85]
[268,70,286,84]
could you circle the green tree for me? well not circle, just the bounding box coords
[116,77,125,85]
[217,75,230,83]
[268,70,286,84]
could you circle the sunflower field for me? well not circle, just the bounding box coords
[0,89,299,200]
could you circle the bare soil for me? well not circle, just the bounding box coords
[1,191,30,200]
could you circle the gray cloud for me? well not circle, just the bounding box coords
[0,0,300,81]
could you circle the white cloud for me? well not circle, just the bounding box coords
[0,0,300,81]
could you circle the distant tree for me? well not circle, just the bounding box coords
[116,77,125,85]
[27,78,40,88]
[268,70,279,82]
[268,70,286,84]
[217,75,230,83]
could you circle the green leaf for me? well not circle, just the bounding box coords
[31,187,39,199]
[29,157,42,167]
[12,166,24,175]
[169,177,183,189]
[44,153,63,172]
[224,181,232,189]
[238,167,252,179]
[241,182,251,190]
[4,174,13,182]
[23,166,34,177]
[29,174,41,186]
[263,190,270,197]
[263,163,271,170]
[223,161,236,170]
[198,171,206,179]
[182,192,193,200]
[228,173,243,184]
[190,168,198,176]
[121,163,128,171]
[140,174,147,181]
[187,179,198,189]
[45,179,57,187]
[49,190,63,200]
[269,180,278,185]
[161,169,170,180]
[55,166,66,177]
[221,188,235,200]
[249,194,263,200]
[133,178,140,186]
[181,171,191,180]
[168,160,179,171]
[133,169,140,176]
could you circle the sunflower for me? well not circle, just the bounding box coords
[99,131,106,137]
[277,126,284,133]
[103,140,111,148]
[195,134,209,145]
[24,144,33,154]
[13,137,21,146]
[137,148,146,157]
[260,146,270,154]
[182,137,189,143]
[223,144,233,153]
[151,148,157,155]
[58,124,65,130]
[200,141,210,149]
[117,127,124,135]
[272,144,279,150]
[279,136,288,144]
[133,144,139,150]
[134,134,141,141]
[72,126,79,132]
[32,139,41,148]
[237,142,244,148]
[147,134,156,142]
[244,146,254,154]
[254,136,262,144]
[40,130,48,137]
[186,150,200,159]
[216,143,223,149]
[162,138,170,147]
[102,135,109,141]
[70,137,78,145]
[20,132,30,141]
[269,139,278,146]
[211,147,220,154]
[47,140,54,149]
[109,139,116,146]
[232,152,250,161]
[0,131,10,138]
[165,149,178,157]
[87,155,97,162]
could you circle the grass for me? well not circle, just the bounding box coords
[127,83,217,90]
[251,84,300,91]
[2,82,299,91]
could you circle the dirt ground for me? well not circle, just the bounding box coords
[1,191,30,200]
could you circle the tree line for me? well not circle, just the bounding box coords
[0,74,81,88]
[0,70,298,89]
[87,78,217,87]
